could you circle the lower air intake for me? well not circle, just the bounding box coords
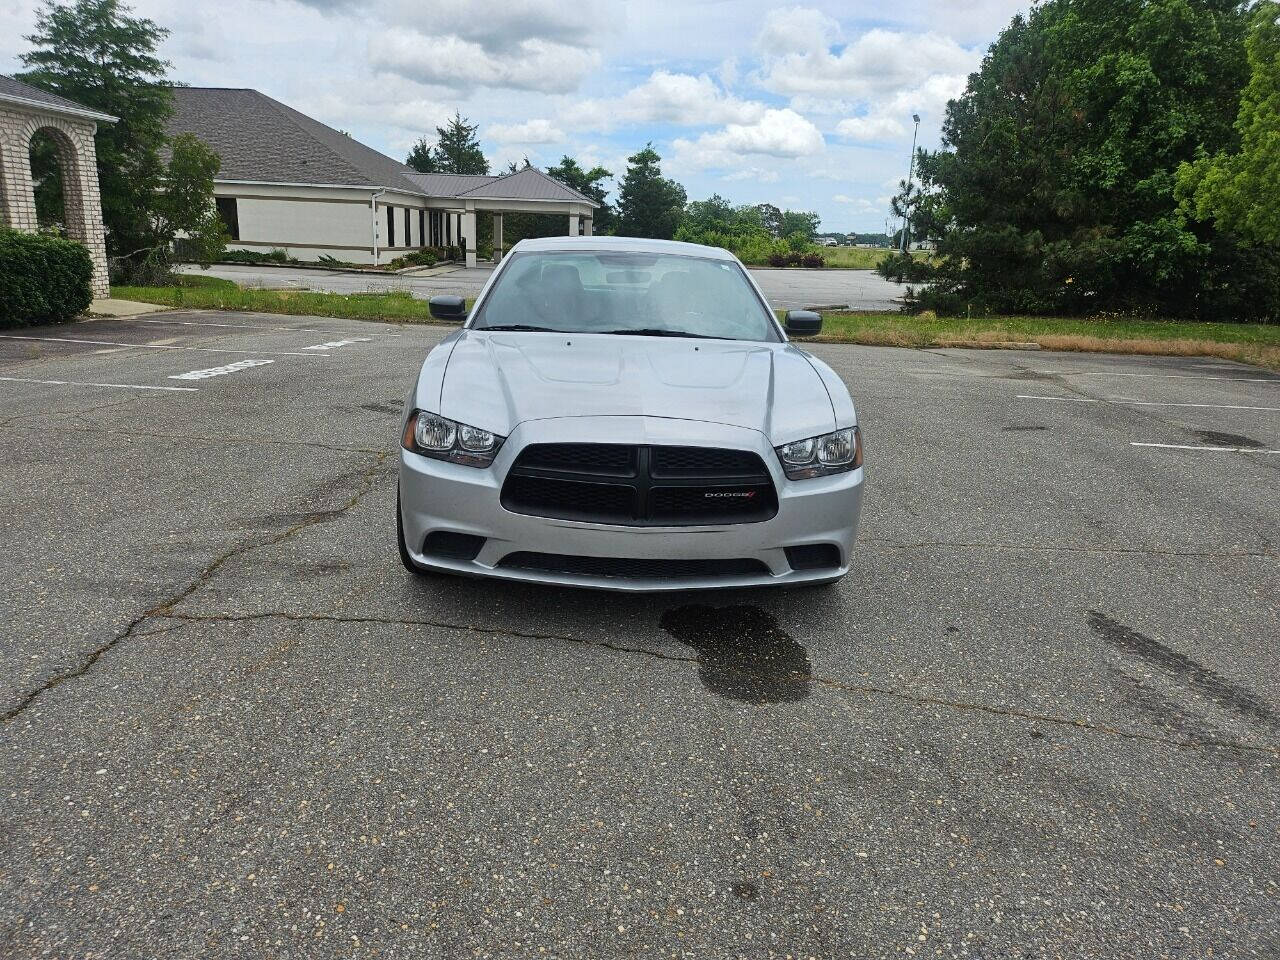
[497,553,770,580]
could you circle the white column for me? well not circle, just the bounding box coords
[582,217,593,237]
[568,213,580,236]
[493,212,504,262]
[463,206,477,269]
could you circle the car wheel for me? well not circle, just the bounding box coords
[396,484,428,576]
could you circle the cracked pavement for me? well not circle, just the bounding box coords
[1,310,1278,958]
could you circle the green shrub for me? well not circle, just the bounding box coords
[219,248,298,265]
[386,249,440,270]
[0,228,94,327]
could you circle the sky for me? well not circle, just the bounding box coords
[0,0,1033,234]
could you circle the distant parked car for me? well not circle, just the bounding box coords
[396,237,865,591]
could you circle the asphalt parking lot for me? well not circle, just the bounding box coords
[180,261,909,312]
[1,311,1277,958]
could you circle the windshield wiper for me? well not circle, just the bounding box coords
[478,324,557,332]
[602,327,715,339]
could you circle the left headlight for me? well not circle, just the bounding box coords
[401,410,505,467]
[776,426,862,480]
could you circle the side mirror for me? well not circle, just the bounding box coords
[784,309,822,337]
[429,295,467,321]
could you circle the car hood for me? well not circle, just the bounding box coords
[433,330,837,443]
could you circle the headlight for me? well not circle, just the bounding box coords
[402,410,505,467]
[776,426,862,480]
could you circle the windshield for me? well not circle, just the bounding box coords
[469,251,781,342]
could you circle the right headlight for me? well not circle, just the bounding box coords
[401,410,505,467]
[776,426,862,480]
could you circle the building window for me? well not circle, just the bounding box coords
[404,208,411,248]
[419,209,426,248]
[386,205,395,248]
[215,197,239,242]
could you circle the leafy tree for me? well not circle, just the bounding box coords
[1178,1,1280,246]
[548,155,615,233]
[780,209,821,241]
[406,112,489,175]
[756,203,784,237]
[879,0,1279,321]
[18,0,174,258]
[150,134,225,267]
[616,144,687,239]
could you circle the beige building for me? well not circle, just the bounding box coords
[0,75,114,297]
[167,88,599,269]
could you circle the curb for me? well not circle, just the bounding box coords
[935,340,1042,351]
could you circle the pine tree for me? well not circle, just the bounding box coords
[616,145,686,240]
[405,112,489,175]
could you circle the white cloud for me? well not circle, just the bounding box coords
[573,70,766,131]
[487,118,566,143]
[832,193,892,214]
[380,0,618,53]
[757,10,978,101]
[836,115,906,141]
[371,32,600,94]
[672,108,825,169]
[722,167,781,183]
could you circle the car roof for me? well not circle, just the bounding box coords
[509,236,737,261]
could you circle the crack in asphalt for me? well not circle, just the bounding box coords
[1,452,390,723]
[150,609,1279,757]
[866,539,1279,559]
[0,422,388,455]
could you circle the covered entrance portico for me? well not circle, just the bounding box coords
[411,167,600,269]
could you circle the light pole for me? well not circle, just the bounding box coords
[899,112,921,254]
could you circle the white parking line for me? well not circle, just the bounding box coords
[1036,371,1280,383]
[1017,394,1280,412]
[1132,442,1280,454]
[169,358,274,380]
[0,375,197,392]
[0,334,328,358]
[303,337,374,351]
[125,318,402,336]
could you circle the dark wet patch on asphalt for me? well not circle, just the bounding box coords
[731,881,759,901]
[1003,424,1048,432]
[1193,429,1264,448]
[1089,611,1279,730]
[361,402,399,415]
[659,605,812,704]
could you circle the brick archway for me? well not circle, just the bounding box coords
[0,104,111,297]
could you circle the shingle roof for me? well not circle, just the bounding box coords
[0,74,116,122]
[454,167,599,206]
[166,87,425,194]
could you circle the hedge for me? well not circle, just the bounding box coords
[0,228,94,328]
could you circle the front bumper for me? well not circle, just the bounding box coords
[398,416,864,592]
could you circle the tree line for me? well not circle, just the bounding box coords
[405,114,824,260]
[881,0,1280,322]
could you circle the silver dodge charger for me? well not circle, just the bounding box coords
[397,236,864,591]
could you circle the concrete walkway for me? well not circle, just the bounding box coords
[87,298,170,317]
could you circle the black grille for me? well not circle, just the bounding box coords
[501,443,778,526]
[650,446,763,477]
[497,552,770,580]
[516,443,635,476]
